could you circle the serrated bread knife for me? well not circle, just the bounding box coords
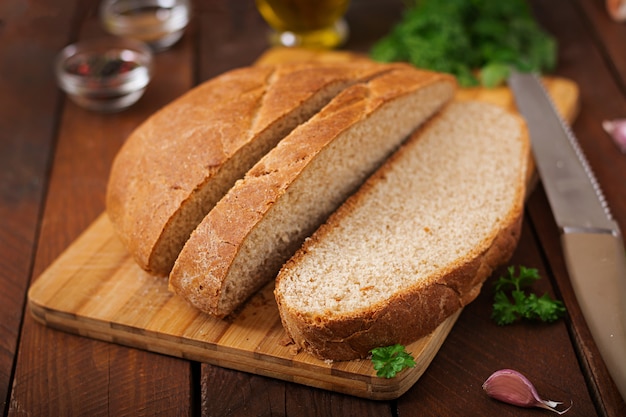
[509,71,626,402]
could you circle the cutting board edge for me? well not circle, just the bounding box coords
[28,293,458,400]
[25,54,581,400]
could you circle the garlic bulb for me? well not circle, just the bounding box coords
[483,369,572,414]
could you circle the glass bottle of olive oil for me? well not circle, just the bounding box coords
[255,0,350,49]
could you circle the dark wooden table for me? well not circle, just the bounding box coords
[2,0,626,415]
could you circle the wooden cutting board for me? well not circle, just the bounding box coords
[256,47,580,118]
[28,48,580,401]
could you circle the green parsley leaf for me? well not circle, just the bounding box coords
[491,266,566,325]
[479,62,511,88]
[370,344,416,378]
[493,265,540,292]
[492,290,518,325]
[369,0,557,87]
[527,293,567,322]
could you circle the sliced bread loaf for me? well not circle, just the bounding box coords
[169,66,456,317]
[274,100,530,361]
[106,62,396,276]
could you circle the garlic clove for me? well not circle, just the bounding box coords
[606,0,626,22]
[483,369,572,414]
[483,369,538,408]
[602,119,626,153]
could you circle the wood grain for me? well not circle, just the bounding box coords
[8,1,198,415]
[28,213,461,400]
[0,0,79,405]
[26,51,580,400]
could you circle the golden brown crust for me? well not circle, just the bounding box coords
[274,102,531,361]
[169,67,456,317]
[106,61,398,276]
[106,65,272,274]
[276,215,523,360]
[168,84,373,316]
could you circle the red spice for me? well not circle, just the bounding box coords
[66,53,139,78]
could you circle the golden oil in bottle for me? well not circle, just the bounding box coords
[255,0,350,49]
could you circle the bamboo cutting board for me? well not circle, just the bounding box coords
[28,48,580,400]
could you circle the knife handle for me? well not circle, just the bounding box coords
[561,232,626,402]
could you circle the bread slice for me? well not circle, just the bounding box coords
[274,100,530,361]
[169,66,456,317]
[106,62,398,276]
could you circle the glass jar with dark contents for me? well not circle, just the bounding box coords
[55,37,153,112]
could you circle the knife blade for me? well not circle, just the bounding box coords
[509,71,626,402]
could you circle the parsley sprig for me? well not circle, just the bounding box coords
[370,344,416,378]
[492,266,566,325]
[370,0,557,87]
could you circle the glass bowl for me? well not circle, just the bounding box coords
[55,37,153,112]
[100,0,191,52]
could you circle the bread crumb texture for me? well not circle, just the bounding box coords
[275,100,529,359]
[169,68,456,317]
[107,62,396,276]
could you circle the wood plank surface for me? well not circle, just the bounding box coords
[7,0,626,415]
[528,1,626,415]
[0,0,79,405]
[26,60,580,400]
[8,1,198,415]
[27,213,460,400]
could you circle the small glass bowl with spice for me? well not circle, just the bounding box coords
[55,37,153,112]
[100,0,191,52]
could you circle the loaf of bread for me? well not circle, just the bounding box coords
[169,66,456,317]
[274,100,530,361]
[106,62,399,276]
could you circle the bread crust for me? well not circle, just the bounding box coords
[274,101,530,361]
[169,67,456,317]
[276,215,522,360]
[106,62,396,276]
